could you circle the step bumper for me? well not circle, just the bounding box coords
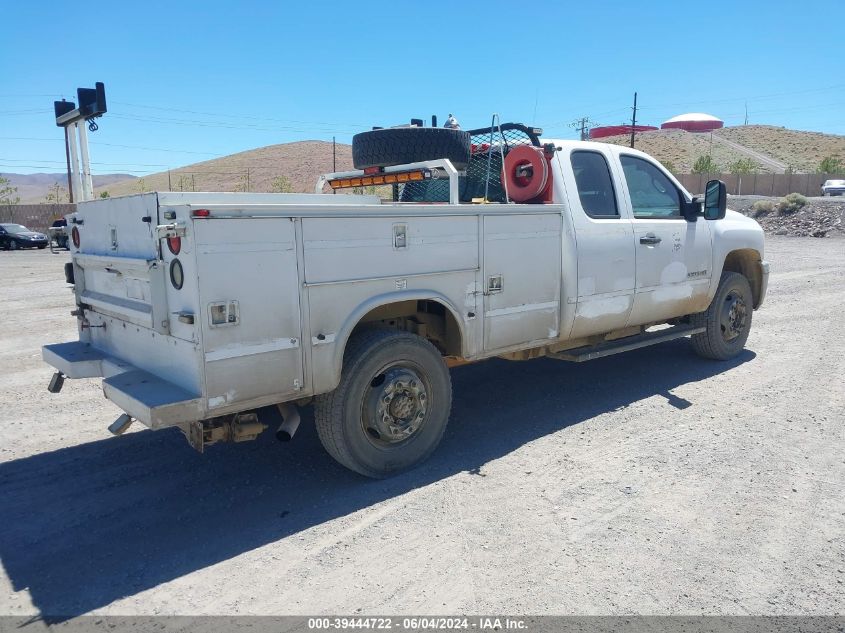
[42,341,203,429]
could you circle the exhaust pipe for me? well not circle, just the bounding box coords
[275,403,301,442]
[47,371,65,394]
[108,414,133,436]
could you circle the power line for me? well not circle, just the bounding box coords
[111,100,370,130]
[569,117,595,141]
[0,136,226,156]
[544,82,845,131]
[630,92,638,149]
[108,113,365,135]
[636,83,845,111]
[0,157,173,168]
[0,108,53,115]
[0,93,66,98]
[0,163,152,174]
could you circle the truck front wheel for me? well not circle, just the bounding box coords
[314,329,452,478]
[690,272,753,360]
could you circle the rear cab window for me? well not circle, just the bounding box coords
[570,150,619,218]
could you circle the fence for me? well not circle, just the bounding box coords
[0,204,76,232]
[677,172,840,197]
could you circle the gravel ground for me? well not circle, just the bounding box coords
[729,195,845,237]
[0,241,843,620]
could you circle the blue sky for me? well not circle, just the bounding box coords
[2,0,844,176]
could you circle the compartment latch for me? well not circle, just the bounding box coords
[155,222,187,239]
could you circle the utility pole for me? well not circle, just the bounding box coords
[569,117,594,141]
[333,136,337,194]
[630,92,638,149]
[744,102,748,126]
[168,170,172,191]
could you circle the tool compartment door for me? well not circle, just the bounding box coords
[482,213,562,351]
[194,217,304,412]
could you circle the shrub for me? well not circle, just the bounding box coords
[818,156,844,174]
[751,200,775,217]
[692,155,720,174]
[271,175,293,193]
[777,193,808,214]
[729,158,758,175]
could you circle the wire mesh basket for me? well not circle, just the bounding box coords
[322,123,542,203]
[396,123,542,203]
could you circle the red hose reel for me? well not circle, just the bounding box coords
[501,144,553,202]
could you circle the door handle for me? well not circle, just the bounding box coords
[639,234,662,245]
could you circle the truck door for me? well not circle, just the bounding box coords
[617,154,712,325]
[561,149,636,339]
[194,217,304,412]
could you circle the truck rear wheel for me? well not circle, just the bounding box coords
[690,272,753,360]
[352,127,471,170]
[314,328,452,478]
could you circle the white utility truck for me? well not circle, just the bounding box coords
[43,122,769,478]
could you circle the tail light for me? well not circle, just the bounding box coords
[71,226,80,248]
[167,236,181,255]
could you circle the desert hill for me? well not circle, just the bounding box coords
[593,125,845,174]
[95,141,353,197]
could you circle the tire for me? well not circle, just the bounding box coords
[38,245,46,249]
[314,328,452,478]
[690,272,753,360]
[8,240,17,251]
[352,127,471,170]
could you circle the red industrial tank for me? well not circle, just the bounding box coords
[660,113,724,132]
[589,125,658,139]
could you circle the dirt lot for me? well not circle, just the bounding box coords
[0,240,843,620]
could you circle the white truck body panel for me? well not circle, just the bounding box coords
[43,141,768,433]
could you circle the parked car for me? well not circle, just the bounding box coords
[0,223,49,250]
[821,179,845,196]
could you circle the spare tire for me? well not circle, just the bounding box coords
[352,127,471,170]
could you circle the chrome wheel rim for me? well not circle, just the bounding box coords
[720,291,748,342]
[362,362,430,447]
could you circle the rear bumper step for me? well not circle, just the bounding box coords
[549,325,705,362]
[42,341,203,429]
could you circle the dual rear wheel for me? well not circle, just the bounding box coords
[314,329,452,479]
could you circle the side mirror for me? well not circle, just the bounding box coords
[704,179,727,220]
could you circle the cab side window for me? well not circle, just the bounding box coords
[620,155,681,218]
[570,151,619,218]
